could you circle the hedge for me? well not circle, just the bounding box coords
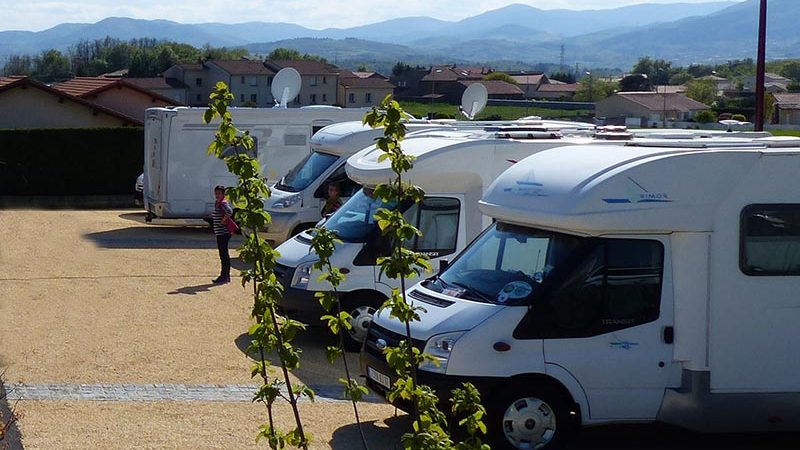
[0,127,144,196]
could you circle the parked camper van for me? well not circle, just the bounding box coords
[264,119,597,244]
[362,137,800,449]
[142,106,365,221]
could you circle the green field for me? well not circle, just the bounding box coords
[399,101,591,121]
[767,129,800,137]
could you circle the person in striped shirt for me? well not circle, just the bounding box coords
[212,185,234,284]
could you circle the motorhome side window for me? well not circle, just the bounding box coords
[402,197,460,257]
[741,204,800,275]
[515,239,664,339]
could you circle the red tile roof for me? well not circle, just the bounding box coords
[125,77,187,90]
[615,92,709,111]
[773,93,800,109]
[53,77,182,105]
[266,60,339,75]
[0,76,142,125]
[459,80,523,96]
[537,83,580,93]
[339,71,394,89]
[511,74,546,85]
[207,59,275,75]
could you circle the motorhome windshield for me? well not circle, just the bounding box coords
[275,151,338,192]
[323,188,397,242]
[424,223,583,304]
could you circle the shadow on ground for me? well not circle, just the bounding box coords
[330,415,410,450]
[567,424,800,449]
[84,226,245,249]
[167,283,218,295]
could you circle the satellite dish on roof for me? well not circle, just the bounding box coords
[271,68,302,109]
[460,83,488,120]
[719,119,751,132]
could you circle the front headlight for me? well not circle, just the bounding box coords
[273,194,302,209]
[290,261,316,289]
[418,331,466,374]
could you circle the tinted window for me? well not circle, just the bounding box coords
[741,204,800,275]
[321,164,361,198]
[275,151,338,193]
[515,239,664,339]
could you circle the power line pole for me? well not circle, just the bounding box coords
[560,45,566,72]
[754,0,767,131]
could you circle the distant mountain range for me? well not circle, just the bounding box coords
[3,1,797,71]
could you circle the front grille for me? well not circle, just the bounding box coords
[273,263,292,285]
[409,289,454,308]
[364,322,426,360]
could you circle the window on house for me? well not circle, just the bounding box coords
[240,94,245,103]
[322,94,327,102]
[398,81,407,87]
[241,76,246,84]
[365,93,372,103]
[349,93,355,104]
[323,76,327,84]
[195,78,203,86]
[251,94,257,103]
[741,204,800,275]
[310,76,318,86]
[249,77,258,86]
[310,94,317,104]
[196,94,201,102]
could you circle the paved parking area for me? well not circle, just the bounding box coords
[1,209,798,449]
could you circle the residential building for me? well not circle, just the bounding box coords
[534,81,581,100]
[205,60,276,107]
[419,65,499,104]
[698,75,734,97]
[54,77,182,122]
[390,68,428,100]
[338,71,394,107]
[772,93,800,125]
[265,60,339,106]
[743,73,791,93]
[163,63,209,106]
[596,91,709,127]
[510,72,548,99]
[459,80,524,101]
[0,77,140,128]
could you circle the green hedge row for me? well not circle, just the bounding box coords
[0,127,143,196]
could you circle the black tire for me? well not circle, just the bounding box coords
[340,293,385,352]
[487,381,576,450]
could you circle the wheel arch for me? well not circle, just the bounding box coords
[495,370,586,427]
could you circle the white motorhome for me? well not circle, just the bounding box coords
[272,129,669,347]
[264,119,598,244]
[142,106,366,221]
[362,137,800,449]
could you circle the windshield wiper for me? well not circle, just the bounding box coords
[450,281,495,303]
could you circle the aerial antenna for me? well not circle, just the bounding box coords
[459,83,488,120]
[271,67,302,109]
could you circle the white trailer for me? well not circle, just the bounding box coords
[142,106,366,221]
[362,136,800,449]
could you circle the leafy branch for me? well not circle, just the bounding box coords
[365,95,490,449]
[310,227,370,450]
[0,370,19,449]
[204,82,312,449]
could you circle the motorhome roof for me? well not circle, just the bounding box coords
[479,141,800,235]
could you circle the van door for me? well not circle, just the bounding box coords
[376,196,463,290]
[521,236,676,420]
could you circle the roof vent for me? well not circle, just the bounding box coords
[495,131,563,140]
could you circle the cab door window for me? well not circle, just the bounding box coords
[403,197,460,258]
[515,239,664,339]
[315,164,360,199]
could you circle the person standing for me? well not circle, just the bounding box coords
[212,185,233,284]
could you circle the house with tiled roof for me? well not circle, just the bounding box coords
[53,77,182,122]
[162,63,209,106]
[534,82,581,100]
[771,93,800,125]
[596,92,709,128]
[265,60,340,106]
[509,73,548,98]
[0,77,141,129]
[205,60,276,107]
[338,71,394,107]
[459,80,524,100]
[124,77,188,104]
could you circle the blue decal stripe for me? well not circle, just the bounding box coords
[603,199,632,204]
[516,181,543,186]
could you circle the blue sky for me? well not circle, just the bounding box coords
[0,0,743,32]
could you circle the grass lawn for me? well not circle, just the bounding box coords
[767,129,800,137]
[399,101,591,121]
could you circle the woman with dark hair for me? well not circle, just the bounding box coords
[212,185,234,284]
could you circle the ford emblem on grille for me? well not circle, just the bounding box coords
[376,338,387,350]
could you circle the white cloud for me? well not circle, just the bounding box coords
[0,0,742,31]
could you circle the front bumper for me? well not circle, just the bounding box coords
[263,211,299,244]
[359,323,502,413]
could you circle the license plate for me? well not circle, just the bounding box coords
[367,366,392,390]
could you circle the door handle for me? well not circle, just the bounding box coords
[663,326,674,344]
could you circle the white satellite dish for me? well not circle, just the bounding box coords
[460,83,488,120]
[719,119,751,132]
[271,68,302,109]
